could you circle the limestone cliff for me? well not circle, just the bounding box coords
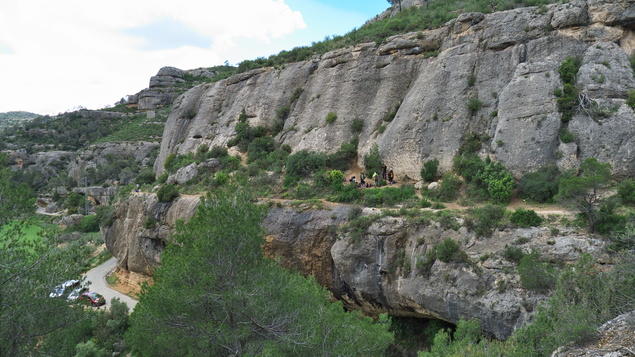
[154,0,635,180]
[103,193,199,275]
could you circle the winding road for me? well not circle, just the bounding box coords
[85,257,138,310]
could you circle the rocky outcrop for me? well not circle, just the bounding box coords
[551,310,635,357]
[72,186,117,206]
[166,158,220,185]
[153,0,635,180]
[127,66,224,111]
[103,193,199,275]
[68,141,159,185]
[105,195,606,339]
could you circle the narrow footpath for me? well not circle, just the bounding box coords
[85,257,138,310]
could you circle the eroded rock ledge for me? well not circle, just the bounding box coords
[105,195,606,339]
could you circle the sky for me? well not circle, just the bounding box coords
[0,0,390,115]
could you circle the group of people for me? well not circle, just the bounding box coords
[348,165,396,188]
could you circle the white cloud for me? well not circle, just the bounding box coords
[0,0,306,114]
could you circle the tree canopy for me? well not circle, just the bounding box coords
[556,158,612,233]
[125,187,393,356]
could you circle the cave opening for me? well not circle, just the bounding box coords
[386,316,455,356]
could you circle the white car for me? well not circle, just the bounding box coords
[49,279,80,298]
[67,287,85,301]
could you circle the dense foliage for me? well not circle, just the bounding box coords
[125,188,393,356]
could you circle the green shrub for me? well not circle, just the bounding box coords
[65,192,85,209]
[135,168,156,185]
[194,144,210,162]
[227,111,267,151]
[209,146,228,158]
[290,87,304,103]
[292,182,315,199]
[284,150,327,182]
[325,170,345,185]
[144,216,157,229]
[518,251,556,291]
[618,179,635,205]
[478,160,515,204]
[78,215,100,233]
[363,143,383,178]
[344,214,379,244]
[416,250,437,277]
[607,224,635,252]
[629,90,635,109]
[247,136,276,163]
[510,208,543,228]
[467,98,483,116]
[164,153,176,171]
[435,238,467,263]
[518,166,561,203]
[350,118,364,134]
[276,105,291,122]
[362,189,384,207]
[381,186,416,206]
[327,137,358,171]
[556,57,582,122]
[421,159,439,182]
[157,172,168,184]
[467,74,476,87]
[325,111,337,124]
[502,245,524,263]
[214,171,229,186]
[453,154,484,183]
[434,172,462,202]
[470,204,506,237]
[558,56,582,84]
[559,129,577,143]
[95,205,116,227]
[332,183,362,203]
[382,102,401,122]
[157,184,179,202]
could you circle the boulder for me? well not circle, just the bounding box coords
[167,163,198,185]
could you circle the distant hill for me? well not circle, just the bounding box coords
[0,111,40,129]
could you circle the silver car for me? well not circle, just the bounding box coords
[49,279,80,298]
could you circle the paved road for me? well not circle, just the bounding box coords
[85,257,138,310]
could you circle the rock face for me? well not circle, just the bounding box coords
[103,193,199,275]
[106,196,606,339]
[153,0,635,180]
[67,141,160,185]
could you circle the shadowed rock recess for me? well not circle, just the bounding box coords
[104,0,635,340]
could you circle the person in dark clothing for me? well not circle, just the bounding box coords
[382,165,387,180]
[388,169,395,184]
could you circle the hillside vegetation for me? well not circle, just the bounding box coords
[4,0,635,356]
[0,111,40,130]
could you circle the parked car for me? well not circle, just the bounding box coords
[78,291,106,307]
[67,287,86,302]
[49,279,80,298]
